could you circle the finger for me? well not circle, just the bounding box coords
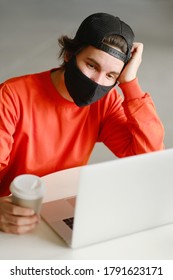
[1,202,35,216]
[0,213,39,234]
[0,196,12,203]
[1,212,39,226]
[2,221,38,234]
[131,42,143,55]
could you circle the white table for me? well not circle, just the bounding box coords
[1,168,173,260]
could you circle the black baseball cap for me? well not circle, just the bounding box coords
[74,13,135,63]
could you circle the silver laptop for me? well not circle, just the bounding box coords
[41,148,173,248]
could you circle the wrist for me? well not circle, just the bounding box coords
[119,78,145,101]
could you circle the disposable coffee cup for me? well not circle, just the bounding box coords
[10,174,45,214]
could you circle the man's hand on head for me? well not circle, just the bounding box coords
[118,42,143,84]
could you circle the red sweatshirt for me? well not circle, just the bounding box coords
[0,70,164,196]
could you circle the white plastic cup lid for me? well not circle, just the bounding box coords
[10,174,45,200]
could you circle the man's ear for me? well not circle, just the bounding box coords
[64,51,72,62]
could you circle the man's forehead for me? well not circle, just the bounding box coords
[78,46,124,72]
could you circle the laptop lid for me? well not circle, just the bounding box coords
[41,149,173,248]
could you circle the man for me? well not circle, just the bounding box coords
[0,13,164,234]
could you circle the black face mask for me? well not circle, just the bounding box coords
[64,56,115,107]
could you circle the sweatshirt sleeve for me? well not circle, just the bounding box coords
[0,83,19,173]
[98,78,165,157]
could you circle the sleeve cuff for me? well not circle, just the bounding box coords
[118,78,145,101]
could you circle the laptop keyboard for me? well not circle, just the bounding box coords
[63,217,74,229]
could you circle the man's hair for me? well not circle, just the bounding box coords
[58,34,128,69]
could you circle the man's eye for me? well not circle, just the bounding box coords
[107,74,116,80]
[87,63,96,69]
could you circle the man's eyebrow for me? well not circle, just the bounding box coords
[86,57,100,67]
[86,57,120,75]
